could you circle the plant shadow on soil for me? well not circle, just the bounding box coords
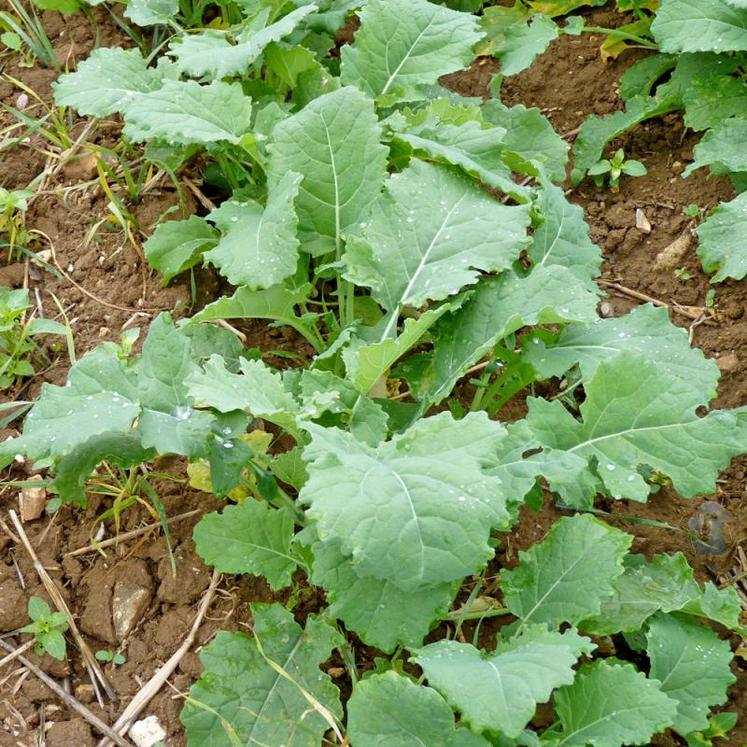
[1,5,747,746]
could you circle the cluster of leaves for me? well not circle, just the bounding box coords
[20,596,69,661]
[3,0,747,744]
[488,0,747,285]
[0,286,66,390]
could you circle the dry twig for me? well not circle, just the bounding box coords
[64,510,200,558]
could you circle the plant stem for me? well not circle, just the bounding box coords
[580,25,658,49]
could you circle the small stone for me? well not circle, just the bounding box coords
[19,474,46,522]
[15,93,28,109]
[129,715,167,747]
[112,582,152,641]
[599,301,614,318]
[635,208,651,233]
[62,152,98,182]
[74,683,95,703]
[716,352,738,373]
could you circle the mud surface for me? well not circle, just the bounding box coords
[1,4,747,745]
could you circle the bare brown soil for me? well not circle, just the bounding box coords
[1,4,747,746]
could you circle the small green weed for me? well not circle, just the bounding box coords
[95,649,127,665]
[588,148,647,189]
[19,596,68,660]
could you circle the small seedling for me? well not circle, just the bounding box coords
[705,288,717,308]
[588,148,647,189]
[685,711,738,747]
[0,287,36,389]
[0,187,33,257]
[683,203,703,219]
[674,267,692,282]
[19,596,68,660]
[95,649,127,665]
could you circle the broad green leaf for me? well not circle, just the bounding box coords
[500,514,631,627]
[347,672,489,747]
[135,314,194,412]
[524,304,720,401]
[580,553,703,635]
[424,265,599,404]
[652,0,747,53]
[265,43,319,88]
[684,116,747,177]
[414,627,594,737]
[135,314,213,455]
[497,13,559,76]
[388,113,531,201]
[194,501,297,590]
[343,160,530,315]
[571,95,679,185]
[340,0,482,100]
[550,661,677,746]
[167,6,317,78]
[578,553,745,636]
[307,531,455,651]
[182,604,342,747]
[125,0,177,26]
[300,411,509,590]
[529,179,602,283]
[683,74,747,131]
[647,613,736,735]
[204,172,302,288]
[527,352,746,504]
[187,355,300,436]
[619,54,677,101]
[343,304,456,395]
[123,80,252,145]
[8,346,140,462]
[144,215,218,284]
[53,48,162,117]
[192,284,310,327]
[697,191,747,281]
[482,100,569,183]
[268,86,387,256]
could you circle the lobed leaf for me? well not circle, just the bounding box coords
[524,304,720,401]
[194,501,298,590]
[500,514,631,628]
[182,604,342,747]
[346,672,490,747]
[300,411,509,590]
[527,352,746,505]
[204,172,302,288]
[268,86,388,256]
[343,160,531,315]
[340,0,482,100]
[550,660,677,745]
[652,0,747,53]
[306,530,455,651]
[580,551,743,635]
[123,80,253,145]
[696,191,747,281]
[647,612,736,735]
[53,48,163,117]
[168,5,317,78]
[414,626,595,737]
